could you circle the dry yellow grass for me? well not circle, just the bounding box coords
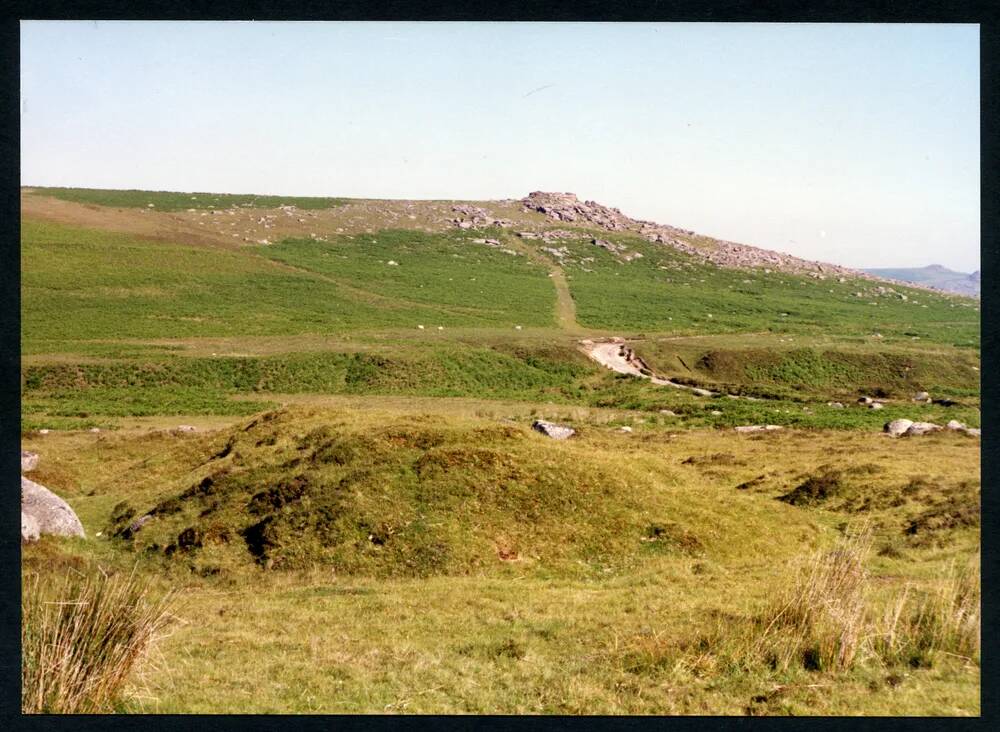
[21,568,175,713]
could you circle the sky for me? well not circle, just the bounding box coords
[20,21,980,272]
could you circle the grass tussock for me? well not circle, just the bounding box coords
[627,527,980,682]
[746,527,980,673]
[873,556,980,669]
[22,568,175,714]
[748,526,874,672]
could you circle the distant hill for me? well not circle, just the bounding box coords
[864,264,980,297]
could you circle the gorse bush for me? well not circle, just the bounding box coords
[22,568,175,714]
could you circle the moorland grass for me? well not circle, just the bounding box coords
[30,186,350,211]
[21,221,557,345]
[20,408,980,714]
[539,231,980,347]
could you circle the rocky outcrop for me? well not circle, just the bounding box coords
[21,476,85,538]
[531,420,576,440]
[518,192,963,288]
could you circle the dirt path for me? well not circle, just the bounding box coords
[580,339,715,396]
[502,237,583,333]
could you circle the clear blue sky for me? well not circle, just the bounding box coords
[21,21,980,272]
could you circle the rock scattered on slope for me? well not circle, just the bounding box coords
[592,238,643,263]
[449,204,513,230]
[21,476,85,538]
[531,419,576,440]
[913,391,931,402]
[946,420,967,431]
[905,421,943,437]
[21,450,38,473]
[734,425,783,433]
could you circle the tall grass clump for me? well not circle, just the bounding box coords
[657,529,980,679]
[22,568,175,714]
[748,526,874,673]
[873,555,980,669]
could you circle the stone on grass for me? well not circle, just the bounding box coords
[946,420,967,431]
[884,419,914,437]
[125,514,153,537]
[869,402,884,410]
[904,421,942,437]
[21,476,85,538]
[913,391,931,402]
[532,420,576,440]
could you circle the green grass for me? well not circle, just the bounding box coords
[631,340,980,401]
[21,221,556,347]
[542,232,980,348]
[264,229,556,327]
[30,186,350,211]
[21,343,981,431]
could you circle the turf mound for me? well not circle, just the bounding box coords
[107,408,688,576]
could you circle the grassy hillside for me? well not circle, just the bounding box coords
[264,230,555,326]
[29,186,350,211]
[21,220,556,345]
[20,188,980,715]
[539,231,979,347]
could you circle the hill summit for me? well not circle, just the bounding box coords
[518,191,868,279]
